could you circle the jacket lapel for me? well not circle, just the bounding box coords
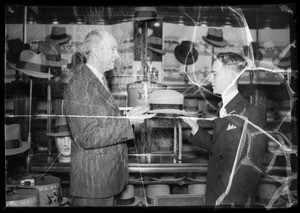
[212,93,247,144]
[84,65,117,110]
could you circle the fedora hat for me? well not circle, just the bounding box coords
[45,26,72,45]
[38,41,68,67]
[5,124,30,156]
[174,41,198,65]
[6,38,25,64]
[244,42,263,61]
[9,50,53,79]
[202,28,228,47]
[47,116,71,137]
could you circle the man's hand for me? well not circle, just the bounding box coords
[181,116,199,135]
[126,106,156,125]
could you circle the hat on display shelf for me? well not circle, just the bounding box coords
[5,124,30,156]
[9,50,53,79]
[202,28,228,47]
[45,26,72,45]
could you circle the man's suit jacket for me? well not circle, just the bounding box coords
[190,93,267,207]
[63,65,134,198]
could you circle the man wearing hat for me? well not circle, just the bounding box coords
[63,29,147,206]
[182,52,267,208]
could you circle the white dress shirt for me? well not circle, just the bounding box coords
[220,89,239,117]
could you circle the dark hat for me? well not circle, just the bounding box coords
[6,38,25,64]
[5,124,30,156]
[202,28,228,47]
[45,26,72,45]
[244,42,263,61]
[47,116,71,137]
[174,41,198,65]
[9,50,53,79]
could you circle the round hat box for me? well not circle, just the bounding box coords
[127,81,167,107]
[117,184,135,205]
[6,187,39,207]
[146,184,170,205]
[18,174,61,207]
[187,174,207,196]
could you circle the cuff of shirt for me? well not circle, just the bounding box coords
[191,125,199,135]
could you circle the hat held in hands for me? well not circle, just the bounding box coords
[9,50,53,79]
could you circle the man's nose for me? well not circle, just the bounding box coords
[208,74,213,84]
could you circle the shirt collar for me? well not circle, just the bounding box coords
[221,89,239,108]
[86,63,104,83]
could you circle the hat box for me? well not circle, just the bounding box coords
[146,184,170,205]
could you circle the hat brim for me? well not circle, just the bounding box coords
[174,46,198,65]
[47,131,71,137]
[5,142,30,156]
[45,35,72,45]
[9,64,53,79]
[147,109,192,116]
[202,36,228,47]
[272,58,291,69]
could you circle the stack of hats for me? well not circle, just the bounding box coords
[187,174,207,196]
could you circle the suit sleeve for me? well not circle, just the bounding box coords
[221,105,267,206]
[189,122,213,152]
[63,78,134,150]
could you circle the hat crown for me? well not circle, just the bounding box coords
[207,28,223,38]
[5,124,21,141]
[19,50,46,66]
[178,41,194,55]
[51,26,67,36]
[38,41,60,55]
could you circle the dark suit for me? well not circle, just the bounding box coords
[190,93,267,207]
[63,65,134,200]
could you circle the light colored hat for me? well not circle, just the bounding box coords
[47,116,71,137]
[202,28,228,47]
[45,26,72,45]
[38,41,68,67]
[150,89,184,105]
[174,41,198,65]
[9,50,53,79]
[5,124,30,156]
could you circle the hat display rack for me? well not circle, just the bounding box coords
[21,7,53,156]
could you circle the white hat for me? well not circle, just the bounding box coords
[5,124,30,156]
[9,50,53,79]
